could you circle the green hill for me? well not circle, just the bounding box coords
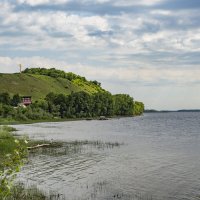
[0,71,105,101]
[0,68,145,122]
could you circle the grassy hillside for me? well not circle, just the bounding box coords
[0,72,105,101]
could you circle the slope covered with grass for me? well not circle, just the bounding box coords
[0,72,105,101]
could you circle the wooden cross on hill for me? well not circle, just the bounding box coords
[19,64,22,73]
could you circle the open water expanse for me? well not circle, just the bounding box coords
[13,112,200,200]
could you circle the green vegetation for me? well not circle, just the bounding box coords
[113,94,134,116]
[6,184,48,200]
[5,184,64,200]
[0,91,140,121]
[0,126,28,199]
[0,73,86,101]
[22,68,105,95]
[134,101,145,116]
[0,127,64,200]
[0,96,53,122]
[0,68,144,122]
[0,70,104,101]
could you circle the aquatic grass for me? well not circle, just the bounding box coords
[26,139,123,157]
[5,183,65,200]
[7,183,155,200]
[89,180,155,200]
[111,192,154,200]
[64,140,122,148]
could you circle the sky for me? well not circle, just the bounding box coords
[0,0,200,110]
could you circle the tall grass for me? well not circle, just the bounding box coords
[6,183,65,200]
[0,126,18,169]
[0,127,16,152]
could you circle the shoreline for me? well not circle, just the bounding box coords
[0,115,138,126]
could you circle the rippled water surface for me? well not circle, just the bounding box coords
[13,112,200,200]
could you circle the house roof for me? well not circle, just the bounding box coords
[22,96,32,98]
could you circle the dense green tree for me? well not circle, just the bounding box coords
[113,94,134,116]
[0,93,11,105]
[92,92,113,116]
[22,68,99,88]
[134,101,145,116]
[90,80,101,87]
[0,104,14,118]
[11,94,21,106]
[43,91,144,119]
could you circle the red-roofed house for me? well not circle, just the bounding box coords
[22,96,32,106]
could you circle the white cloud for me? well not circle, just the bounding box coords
[113,0,165,7]
[16,0,165,6]
[0,56,68,73]
[150,10,172,16]
[0,2,13,14]
[141,29,200,52]
[17,0,71,6]
[0,6,109,47]
[1,2,200,54]
[82,0,111,4]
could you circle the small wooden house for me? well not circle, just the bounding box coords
[22,96,32,106]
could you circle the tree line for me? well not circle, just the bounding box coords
[0,92,144,121]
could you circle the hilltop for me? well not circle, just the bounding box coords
[0,68,105,101]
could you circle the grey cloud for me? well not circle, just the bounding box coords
[156,0,200,10]
[88,30,114,37]
[13,1,147,16]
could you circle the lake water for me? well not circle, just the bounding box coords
[13,112,200,200]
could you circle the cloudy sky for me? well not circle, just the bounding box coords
[0,0,200,110]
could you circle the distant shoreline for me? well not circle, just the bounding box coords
[145,109,200,113]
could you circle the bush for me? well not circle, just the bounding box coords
[0,127,28,199]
